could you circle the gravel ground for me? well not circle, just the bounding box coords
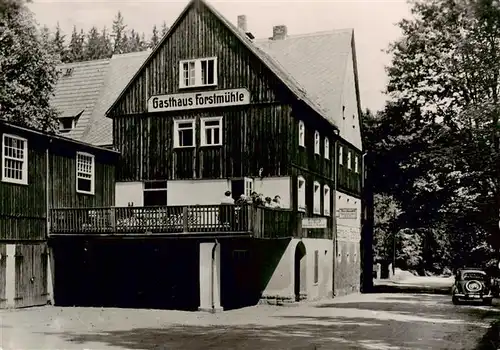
[0,292,499,349]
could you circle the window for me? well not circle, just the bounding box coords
[314,131,320,155]
[298,121,305,147]
[354,155,359,173]
[179,57,217,88]
[338,146,343,166]
[323,185,330,216]
[201,116,222,146]
[59,117,75,133]
[76,152,94,194]
[314,250,319,284]
[2,134,28,185]
[347,150,352,170]
[244,177,254,197]
[324,138,330,159]
[173,119,195,148]
[297,176,306,212]
[313,181,321,214]
[143,181,167,206]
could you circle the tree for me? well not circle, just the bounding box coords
[52,22,68,62]
[150,24,159,48]
[84,26,100,60]
[68,25,84,62]
[160,20,168,36]
[98,26,113,59]
[112,11,127,54]
[367,0,500,273]
[0,0,59,131]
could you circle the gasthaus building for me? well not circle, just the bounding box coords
[48,0,365,311]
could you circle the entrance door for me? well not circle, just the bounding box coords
[294,242,306,302]
[15,243,48,308]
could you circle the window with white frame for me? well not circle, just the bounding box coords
[347,150,352,170]
[76,152,95,194]
[2,134,28,185]
[324,138,330,159]
[338,146,343,166]
[354,155,359,173]
[173,119,195,148]
[323,185,331,216]
[201,116,223,146]
[298,120,305,147]
[313,181,321,214]
[179,57,217,88]
[314,131,320,155]
[244,177,254,197]
[297,176,306,211]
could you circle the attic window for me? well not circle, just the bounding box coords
[59,117,75,133]
[179,57,218,88]
[63,68,74,77]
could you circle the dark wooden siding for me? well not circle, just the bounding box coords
[337,141,362,197]
[291,107,336,182]
[114,104,293,181]
[0,133,47,241]
[108,1,292,117]
[0,125,117,241]
[49,151,115,209]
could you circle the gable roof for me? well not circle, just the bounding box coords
[104,0,348,131]
[82,51,150,146]
[254,30,354,129]
[50,59,110,140]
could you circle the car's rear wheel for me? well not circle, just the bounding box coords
[452,296,460,305]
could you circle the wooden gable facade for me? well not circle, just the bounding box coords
[106,0,317,182]
[106,0,362,218]
[0,121,118,241]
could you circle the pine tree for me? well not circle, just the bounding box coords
[161,20,168,36]
[52,22,68,62]
[98,26,113,59]
[150,24,159,49]
[112,11,127,54]
[68,25,84,62]
[85,26,100,60]
[140,33,147,51]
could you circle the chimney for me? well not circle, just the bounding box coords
[272,25,287,40]
[237,15,247,32]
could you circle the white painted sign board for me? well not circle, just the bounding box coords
[147,88,250,113]
[302,217,327,229]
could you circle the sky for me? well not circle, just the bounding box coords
[28,0,413,112]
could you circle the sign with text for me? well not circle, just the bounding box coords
[337,225,361,242]
[302,217,327,229]
[147,88,251,112]
[336,208,358,220]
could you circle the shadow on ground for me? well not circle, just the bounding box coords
[39,295,500,350]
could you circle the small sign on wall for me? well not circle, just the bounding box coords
[302,217,327,229]
[336,208,357,220]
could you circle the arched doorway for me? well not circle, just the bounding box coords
[294,241,306,302]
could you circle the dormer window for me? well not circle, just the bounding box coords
[179,57,217,88]
[59,117,75,133]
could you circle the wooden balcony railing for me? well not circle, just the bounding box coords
[49,204,333,238]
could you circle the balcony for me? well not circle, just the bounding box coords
[49,205,333,239]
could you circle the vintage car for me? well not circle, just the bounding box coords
[452,268,493,305]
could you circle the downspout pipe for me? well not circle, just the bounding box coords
[211,239,219,311]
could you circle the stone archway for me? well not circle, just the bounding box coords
[294,241,307,302]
